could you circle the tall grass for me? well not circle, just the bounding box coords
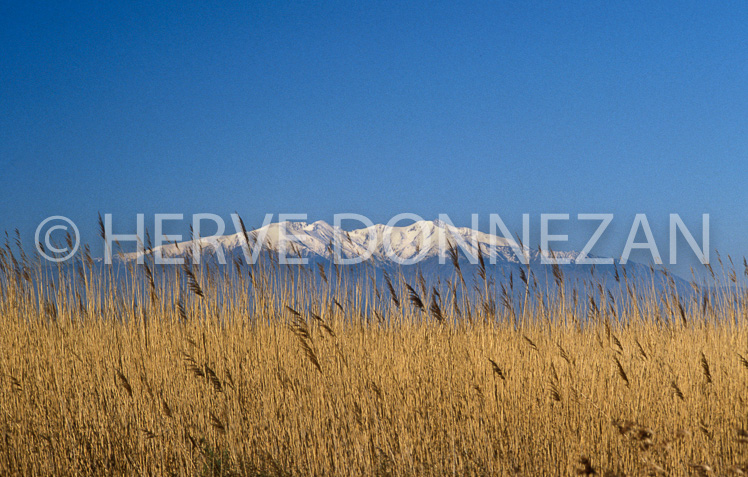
[0,237,747,475]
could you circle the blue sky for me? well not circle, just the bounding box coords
[1,2,746,270]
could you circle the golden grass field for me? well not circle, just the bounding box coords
[0,241,747,476]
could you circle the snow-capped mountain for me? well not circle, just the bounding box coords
[123,219,569,265]
[117,219,685,294]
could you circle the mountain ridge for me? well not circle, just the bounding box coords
[122,219,588,265]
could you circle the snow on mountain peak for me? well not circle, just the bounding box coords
[123,219,525,264]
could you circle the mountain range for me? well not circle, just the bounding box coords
[123,219,583,266]
[117,219,683,296]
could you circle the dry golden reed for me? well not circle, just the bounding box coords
[0,238,747,476]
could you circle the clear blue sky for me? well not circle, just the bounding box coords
[1,2,746,269]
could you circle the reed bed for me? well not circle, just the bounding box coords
[0,238,747,476]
